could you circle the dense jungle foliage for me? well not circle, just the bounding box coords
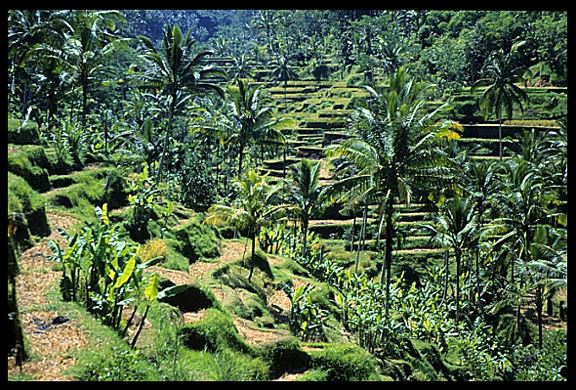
[8,9,566,381]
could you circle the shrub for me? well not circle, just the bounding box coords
[259,337,311,378]
[8,145,51,192]
[8,118,40,145]
[170,219,221,263]
[8,172,51,248]
[159,284,219,313]
[77,346,160,381]
[137,238,168,263]
[306,342,380,381]
[241,248,273,279]
[177,308,252,354]
[179,346,269,381]
[508,329,567,381]
[47,168,128,218]
[210,348,269,381]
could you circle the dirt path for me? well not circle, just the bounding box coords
[153,240,300,346]
[149,240,249,286]
[9,212,90,380]
[9,227,297,379]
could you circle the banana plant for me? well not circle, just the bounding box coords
[130,273,189,347]
[48,203,170,335]
[282,282,327,341]
[48,227,81,301]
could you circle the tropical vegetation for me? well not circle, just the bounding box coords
[8,9,566,382]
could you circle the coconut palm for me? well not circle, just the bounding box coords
[524,225,567,349]
[270,55,299,110]
[326,66,462,315]
[137,23,225,185]
[204,169,287,282]
[474,41,530,161]
[427,195,478,326]
[226,78,293,176]
[284,159,326,257]
[37,10,127,127]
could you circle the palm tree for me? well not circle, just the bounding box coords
[137,23,225,185]
[327,66,462,316]
[38,10,127,127]
[230,54,253,80]
[474,41,530,161]
[524,225,567,349]
[204,170,286,282]
[427,195,478,326]
[284,159,326,257]
[252,10,279,60]
[8,10,72,117]
[226,78,293,176]
[270,55,299,110]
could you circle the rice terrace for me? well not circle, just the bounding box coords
[8,10,567,381]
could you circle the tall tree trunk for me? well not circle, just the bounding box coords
[475,248,485,320]
[350,215,356,253]
[498,111,503,161]
[455,248,462,327]
[442,250,449,303]
[383,201,394,317]
[155,101,176,186]
[248,233,256,282]
[356,203,368,273]
[131,304,150,347]
[81,82,88,128]
[301,219,309,258]
[238,144,245,176]
[535,285,544,350]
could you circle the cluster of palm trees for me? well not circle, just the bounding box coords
[135,23,303,195]
[203,157,324,283]
[205,65,566,351]
[9,13,295,191]
[8,10,128,127]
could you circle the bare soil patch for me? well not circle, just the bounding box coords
[9,213,90,380]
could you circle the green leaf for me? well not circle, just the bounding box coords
[137,256,163,271]
[144,273,159,302]
[157,284,189,301]
[335,293,344,307]
[557,213,567,227]
[114,255,136,289]
[102,203,110,227]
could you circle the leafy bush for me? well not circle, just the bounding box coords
[177,308,252,354]
[124,165,160,242]
[282,282,328,341]
[168,145,216,212]
[241,248,273,279]
[8,145,51,192]
[78,346,160,381]
[47,204,167,336]
[159,284,219,313]
[178,346,269,381]
[136,237,167,263]
[306,342,380,381]
[507,329,567,381]
[8,171,51,248]
[8,117,40,145]
[259,337,311,378]
[169,218,221,263]
[47,167,128,214]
